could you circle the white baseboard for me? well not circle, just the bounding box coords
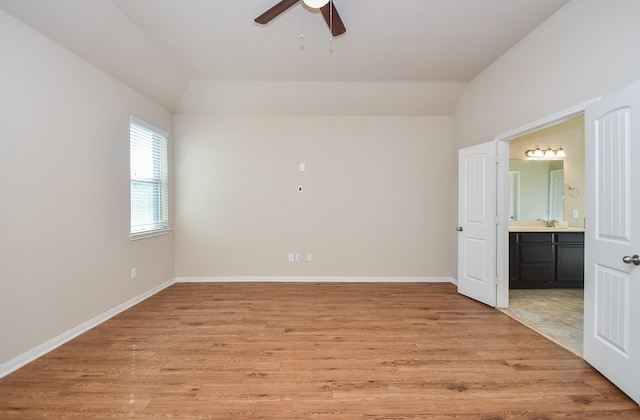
[0,278,176,379]
[175,276,457,284]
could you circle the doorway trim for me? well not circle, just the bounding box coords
[494,99,600,308]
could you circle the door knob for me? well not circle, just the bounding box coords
[622,255,640,266]
[456,227,463,232]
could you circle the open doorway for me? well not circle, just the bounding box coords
[498,114,586,356]
[484,86,640,403]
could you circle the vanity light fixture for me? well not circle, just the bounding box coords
[525,145,567,159]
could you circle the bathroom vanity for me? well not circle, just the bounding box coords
[509,227,584,289]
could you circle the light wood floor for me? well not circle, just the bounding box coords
[1,282,638,419]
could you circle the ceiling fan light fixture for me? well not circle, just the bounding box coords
[302,0,329,9]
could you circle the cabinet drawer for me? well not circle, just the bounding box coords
[556,232,584,243]
[519,244,555,263]
[517,232,554,243]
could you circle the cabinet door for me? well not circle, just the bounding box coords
[556,244,585,287]
[511,232,555,288]
[518,242,555,287]
[555,232,584,288]
[508,233,519,287]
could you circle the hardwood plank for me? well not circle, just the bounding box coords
[0,282,638,418]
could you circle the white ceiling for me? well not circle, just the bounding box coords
[0,0,570,110]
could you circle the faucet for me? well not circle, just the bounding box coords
[537,218,558,227]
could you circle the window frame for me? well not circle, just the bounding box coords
[129,116,170,240]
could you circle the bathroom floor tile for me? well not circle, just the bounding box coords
[501,289,583,355]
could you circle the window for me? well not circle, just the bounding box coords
[130,117,169,238]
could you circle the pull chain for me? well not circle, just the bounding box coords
[299,10,307,52]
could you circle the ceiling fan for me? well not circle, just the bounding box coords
[255,0,346,37]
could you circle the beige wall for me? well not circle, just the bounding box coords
[0,11,174,366]
[175,80,465,116]
[174,115,454,278]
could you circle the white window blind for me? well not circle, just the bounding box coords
[130,118,169,237]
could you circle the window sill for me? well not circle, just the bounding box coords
[130,228,172,241]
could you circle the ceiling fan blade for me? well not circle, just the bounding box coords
[255,0,300,25]
[320,2,346,36]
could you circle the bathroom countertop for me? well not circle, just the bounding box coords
[508,226,585,232]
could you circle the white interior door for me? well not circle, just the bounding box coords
[458,141,497,307]
[584,80,640,404]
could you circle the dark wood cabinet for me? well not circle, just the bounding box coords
[509,231,584,289]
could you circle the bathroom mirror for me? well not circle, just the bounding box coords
[509,159,563,221]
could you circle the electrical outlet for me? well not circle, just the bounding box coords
[131,267,137,280]
[307,253,312,262]
[297,185,303,193]
[288,254,294,263]
[295,253,301,262]
[299,163,306,172]
[572,209,579,218]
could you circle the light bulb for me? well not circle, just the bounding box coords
[556,146,566,158]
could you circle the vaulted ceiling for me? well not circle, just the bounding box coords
[0,0,569,110]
